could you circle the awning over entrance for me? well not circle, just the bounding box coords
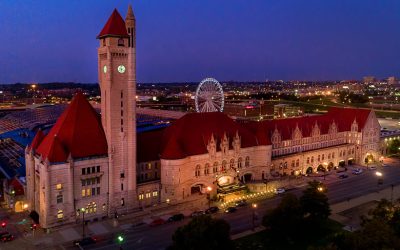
[217,183,247,194]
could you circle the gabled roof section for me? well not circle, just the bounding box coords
[29,129,44,151]
[160,112,258,160]
[36,92,108,163]
[97,9,129,39]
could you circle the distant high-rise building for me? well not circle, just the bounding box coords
[363,76,376,84]
[387,76,398,85]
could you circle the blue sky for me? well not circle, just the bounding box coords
[0,0,399,83]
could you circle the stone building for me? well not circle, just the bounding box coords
[25,6,382,228]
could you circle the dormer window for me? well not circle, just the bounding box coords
[102,39,106,46]
[118,38,124,47]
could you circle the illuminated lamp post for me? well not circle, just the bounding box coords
[206,186,212,208]
[252,203,258,231]
[376,171,383,186]
[80,208,86,239]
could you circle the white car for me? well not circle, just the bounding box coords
[275,188,286,194]
[368,166,377,170]
[352,169,363,175]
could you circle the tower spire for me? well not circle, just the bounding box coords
[126,4,135,20]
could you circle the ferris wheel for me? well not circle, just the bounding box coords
[195,78,224,113]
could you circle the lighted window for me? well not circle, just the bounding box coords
[138,194,144,200]
[153,191,158,197]
[145,192,151,199]
[81,189,86,197]
[56,184,62,190]
[86,188,91,196]
[57,210,63,219]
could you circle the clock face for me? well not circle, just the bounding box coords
[118,65,126,73]
[103,65,107,73]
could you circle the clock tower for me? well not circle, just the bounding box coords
[97,6,137,214]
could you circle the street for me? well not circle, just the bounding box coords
[61,161,400,250]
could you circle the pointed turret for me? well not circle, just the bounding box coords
[125,4,136,48]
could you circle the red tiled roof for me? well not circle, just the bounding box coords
[97,9,129,39]
[137,129,164,163]
[29,129,45,151]
[36,93,108,163]
[160,112,259,160]
[247,107,372,142]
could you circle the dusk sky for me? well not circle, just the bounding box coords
[1,0,400,83]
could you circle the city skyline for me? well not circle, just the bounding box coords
[1,0,400,84]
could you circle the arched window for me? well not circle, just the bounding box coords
[296,159,299,167]
[237,158,243,169]
[204,163,210,175]
[311,156,314,163]
[221,160,227,171]
[213,162,218,173]
[118,38,124,46]
[245,156,250,167]
[230,159,235,169]
[195,165,201,177]
[332,152,335,158]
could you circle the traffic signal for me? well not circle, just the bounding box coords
[117,235,124,243]
[1,222,6,228]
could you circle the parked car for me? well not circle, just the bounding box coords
[225,207,237,213]
[0,231,14,242]
[338,174,349,179]
[168,213,184,222]
[275,188,286,194]
[352,169,363,175]
[73,237,96,246]
[382,163,387,167]
[235,200,248,207]
[368,165,377,170]
[149,218,165,226]
[336,167,347,173]
[205,206,219,214]
[191,211,205,217]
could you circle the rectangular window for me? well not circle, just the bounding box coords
[92,187,96,196]
[57,194,63,204]
[82,168,85,175]
[81,180,85,186]
[87,167,91,174]
[121,198,125,206]
[96,177,100,184]
[121,183,124,191]
[97,187,100,195]
[120,172,125,178]
[138,194,144,200]
[91,178,96,185]
[91,166,95,173]
[145,192,151,199]
[81,189,86,197]
[57,210,63,219]
[152,191,158,197]
[86,188,91,196]
[97,166,100,173]
[86,179,91,186]
[56,183,62,190]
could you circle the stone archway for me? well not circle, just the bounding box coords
[317,164,326,172]
[348,158,354,165]
[328,162,334,171]
[364,153,374,164]
[339,160,345,167]
[306,167,313,175]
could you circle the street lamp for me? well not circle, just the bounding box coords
[376,171,383,186]
[252,203,258,231]
[206,186,212,208]
[80,208,86,239]
[317,186,324,192]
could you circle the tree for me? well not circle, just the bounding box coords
[262,193,303,241]
[300,181,331,223]
[168,215,233,250]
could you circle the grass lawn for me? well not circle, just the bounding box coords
[234,219,343,250]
